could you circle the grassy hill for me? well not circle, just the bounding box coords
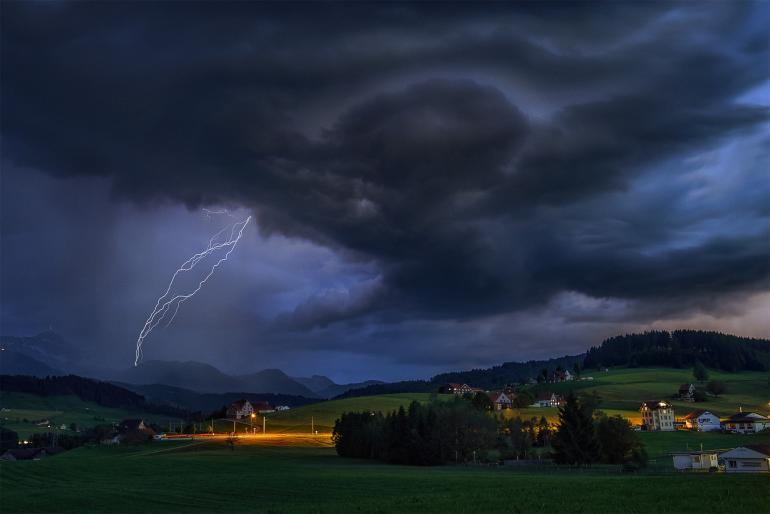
[528,367,769,422]
[260,367,768,435]
[0,392,182,438]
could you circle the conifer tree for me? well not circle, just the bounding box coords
[551,393,600,466]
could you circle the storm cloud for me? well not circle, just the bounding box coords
[1,1,768,380]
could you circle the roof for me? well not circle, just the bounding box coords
[488,392,511,403]
[679,383,694,392]
[641,401,672,410]
[720,445,770,458]
[683,409,718,420]
[725,412,768,423]
[535,392,553,401]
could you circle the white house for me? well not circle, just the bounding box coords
[531,392,563,408]
[671,451,719,472]
[722,412,770,434]
[720,445,770,473]
[488,392,513,411]
[640,401,675,431]
[682,410,721,432]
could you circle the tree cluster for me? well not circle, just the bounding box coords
[333,397,497,465]
[551,393,647,470]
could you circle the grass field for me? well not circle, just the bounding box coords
[1,440,768,514]
[532,367,769,421]
[0,393,182,438]
[263,368,769,433]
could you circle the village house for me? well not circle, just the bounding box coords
[678,383,696,402]
[640,401,675,431]
[671,450,719,472]
[439,383,475,395]
[722,412,770,434]
[720,445,770,473]
[119,419,148,433]
[531,392,563,408]
[488,392,513,411]
[682,410,721,432]
[226,400,273,419]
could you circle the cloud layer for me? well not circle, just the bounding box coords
[2,2,768,380]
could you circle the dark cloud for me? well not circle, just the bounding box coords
[1,1,768,378]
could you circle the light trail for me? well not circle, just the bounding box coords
[134,212,252,366]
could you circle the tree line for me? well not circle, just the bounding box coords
[583,330,769,372]
[333,393,646,469]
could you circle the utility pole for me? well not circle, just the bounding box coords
[263,416,266,435]
[311,416,314,434]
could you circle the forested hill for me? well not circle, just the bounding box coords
[337,355,584,399]
[0,374,187,417]
[583,330,770,371]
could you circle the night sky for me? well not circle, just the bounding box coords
[1,2,768,382]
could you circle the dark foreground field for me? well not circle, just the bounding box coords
[2,436,768,514]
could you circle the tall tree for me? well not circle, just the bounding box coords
[550,393,600,466]
[693,359,709,382]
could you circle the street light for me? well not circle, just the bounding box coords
[251,412,256,434]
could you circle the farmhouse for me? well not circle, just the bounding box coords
[682,410,721,432]
[488,392,513,411]
[678,383,696,402]
[640,401,675,431]
[226,400,273,419]
[439,383,475,395]
[671,450,718,472]
[720,445,770,473]
[722,412,770,434]
[532,392,563,408]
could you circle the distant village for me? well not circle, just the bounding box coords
[3,371,768,473]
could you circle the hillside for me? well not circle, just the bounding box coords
[0,392,182,438]
[583,330,770,371]
[115,382,320,412]
[265,368,770,434]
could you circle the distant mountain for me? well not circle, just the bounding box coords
[292,375,336,393]
[0,349,61,377]
[0,331,80,373]
[115,382,319,413]
[292,374,385,399]
[315,380,385,399]
[118,360,318,397]
[236,369,317,397]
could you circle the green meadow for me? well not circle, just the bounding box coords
[0,393,182,438]
[266,368,769,431]
[1,440,768,514]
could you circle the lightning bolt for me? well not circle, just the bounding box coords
[134,212,252,366]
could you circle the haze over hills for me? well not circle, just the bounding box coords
[0,331,384,398]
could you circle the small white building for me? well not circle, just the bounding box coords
[682,410,721,432]
[720,445,770,473]
[722,412,770,434]
[671,451,719,472]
